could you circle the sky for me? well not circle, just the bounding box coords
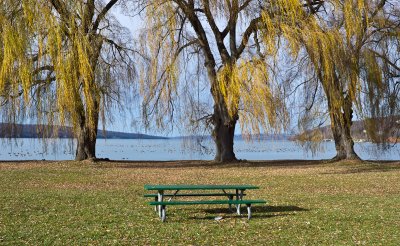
[106,9,153,135]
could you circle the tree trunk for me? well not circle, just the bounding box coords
[75,89,100,161]
[75,124,97,161]
[75,40,102,161]
[212,107,238,162]
[329,96,360,161]
[206,63,239,162]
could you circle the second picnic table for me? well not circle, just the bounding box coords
[144,184,266,221]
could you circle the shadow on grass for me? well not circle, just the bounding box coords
[97,159,331,169]
[322,162,400,175]
[203,205,309,214]
[188,213,293,220]
[185,205,308,221]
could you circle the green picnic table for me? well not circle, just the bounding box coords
[144,184,266,222]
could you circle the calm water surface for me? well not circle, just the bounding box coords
[0,138,399,161]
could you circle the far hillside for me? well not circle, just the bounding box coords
[0,123,168,140]
[293,117,400,143]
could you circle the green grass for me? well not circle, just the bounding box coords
[0,160,399,245]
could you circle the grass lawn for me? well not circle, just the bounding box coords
[0,160,399,245]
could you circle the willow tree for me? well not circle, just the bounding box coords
[358,4,400,144]
[139,0,323,162]
[282,0,397,160]
[1,0,135,160]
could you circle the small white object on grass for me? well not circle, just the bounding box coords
[214,216,223,221]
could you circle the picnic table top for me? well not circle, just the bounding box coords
[144,184,259,191]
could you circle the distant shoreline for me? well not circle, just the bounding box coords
[0,123,168,140]
[0,123,294,140]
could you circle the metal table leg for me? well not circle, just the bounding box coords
[223,189,234,211]
[158,190,164,218]
[161,205,166,222]
[247,204,252,220]
[236,189,244,215]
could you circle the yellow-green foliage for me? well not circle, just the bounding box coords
[0,2,33,103]
[140,1,180,129]
[39,2,99,133]
[217,60,281,135]
[1,0,102,135]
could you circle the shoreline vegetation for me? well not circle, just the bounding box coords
[0,160,399,244]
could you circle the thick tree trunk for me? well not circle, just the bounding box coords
[206,64,238,162]
[75,87,100,161]
[329,96,360,161]
[75,124,97,161]
[212,107,238,162]
[331,118,359,160]
[75,40,102,161]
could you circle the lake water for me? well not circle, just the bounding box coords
[0,138,398,161]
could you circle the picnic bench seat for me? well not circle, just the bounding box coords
[150,199,266,222]
[145,193,246,212]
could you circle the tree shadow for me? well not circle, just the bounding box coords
[321,161,400,175]
[95,159,331,169]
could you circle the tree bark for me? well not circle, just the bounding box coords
[207,65,238,162]
[329,96,360,161]
[75,38,102,161]
[212,105,238,162]
[74,81,100,161]
[75,123,97,161]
